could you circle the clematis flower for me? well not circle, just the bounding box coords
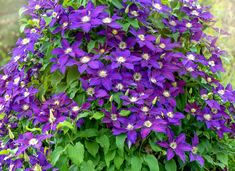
[158,129,192,161]
[52,15,70,36]
[130,28,156,50]
[15,132,51,155]
[189,134,204,166]
[25,152,52,171]
[151,0,171,14]
[207,55,225,73]
[110,50,140,70]
[69,2,105,32]
[99,13,121,29]
[88,63,122,90]
[140,116,167,138]
[112,115,142,148]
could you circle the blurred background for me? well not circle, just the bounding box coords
[0,0,234,86]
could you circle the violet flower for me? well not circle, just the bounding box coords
[190,134,204,166]
[158,130,192,162]
[15,132,51,155]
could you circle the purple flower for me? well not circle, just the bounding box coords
[99,13,121,29]
[130,28,156,50]
[189,134,204,166]
[140,117,167,139]
[110,50,140,70]
[69,2,105,32]
[112,115,142,148]
[15,132,51,155]
[89,63,122,90]
[151,0,171,14]
[158,130,192,161]
[52,15,70,36]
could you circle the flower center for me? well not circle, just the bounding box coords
[186,22,192,28]
[218,89,225,95]
[102,17,112,24]
[112,29,118,35]
[117,56,126,63]
[72,106,81,112]
[144,120,152,128]
[131,10,139,17]
[86,87,95,96]
[24,91,30,97]
[13,77,20,85]
[163,90,170,97]
[99,70,108,78]
[80,56,91,63]
[191,108,196,113]
[187,67,194,72]
[204,114,212,121]
[81,15,91,23]
[152,3,162,10]
[192,146,198,154]
[187,54,195,60]
[29,138,38,146]
[111,114,117,121]
[34,5,41,10]
[22,104,30,111]
[150,78,157,84]
[1,75,8,80]
[126,124,134,130]
[65,48,72,54]
[52,12,58,18]
[63,22,68,28]
[201,94,208,100]
[22,38,30,45]
[167,112,174,118]
[133,73,142,81]
[142,53,150,60]
[208,60,215,67]
[141,106,149,113]
[129,97,138,103]
[115,83,124,90]
[138,34,145,41]
[54,100,60,106]
[4,94,11,101]
[169,20,177,26]
[170,142,177,150]
[211,108,218,114]
[159,43,166,49]
[119,42,127,49]
[191,10,199,16]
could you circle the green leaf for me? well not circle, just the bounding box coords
[165,159,176,171]
[91,112,104,120]
[144,154,159,171]
[57,120,74,131]
[80,160,95,171]
[87,40,96,53]
[19,7,27,17]
[43,16,52,26]
[110,0,124,9]
[66,66,79,85]
[96,135,110,154]
[105,150,116,167]
[51,146,65,166]
[85,141,99,157]
[77,129,98,138]
[114,155,124,170]
[119,110,131,117]
[67,142,84,165]
[0,149,10,155]
[131,156,142,171]
[116,134,126,156]
[217,153,228,166]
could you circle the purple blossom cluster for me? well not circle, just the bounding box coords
[0,0,235,169]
